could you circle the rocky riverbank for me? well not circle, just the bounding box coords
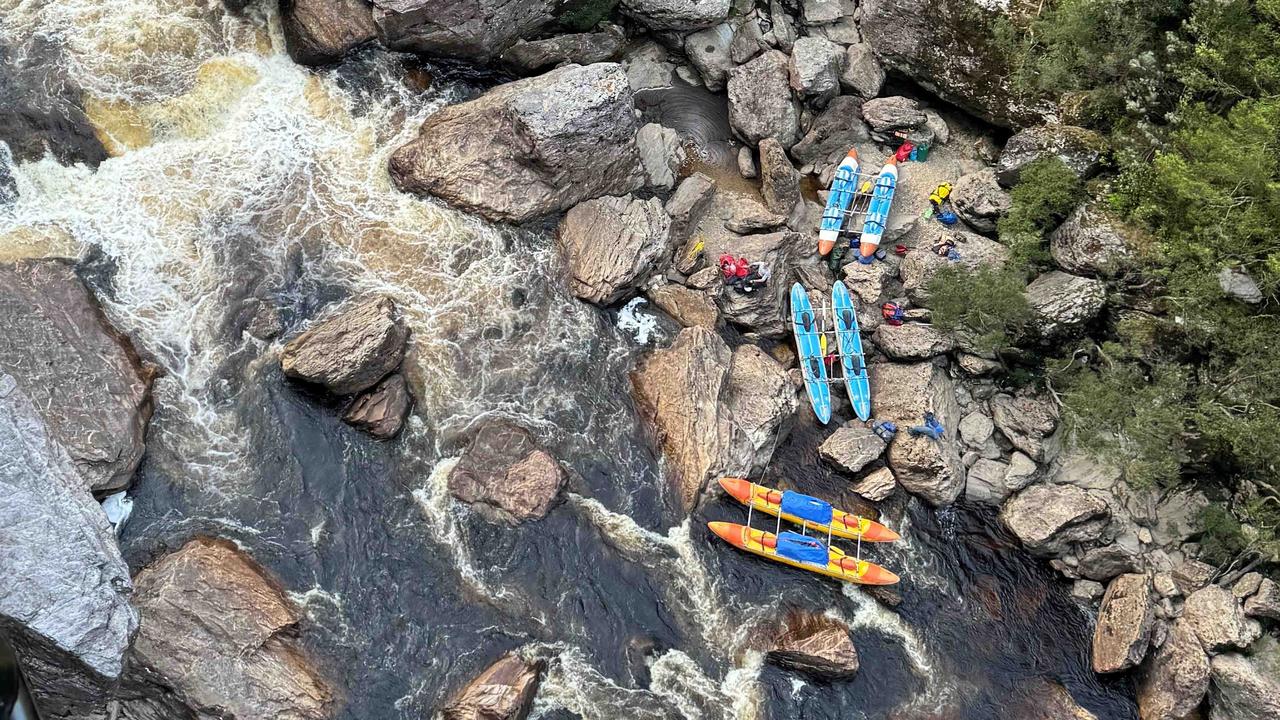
[2,0,1275,718]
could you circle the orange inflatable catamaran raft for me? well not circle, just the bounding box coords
[717,477,900,542]
[708,521,900,585]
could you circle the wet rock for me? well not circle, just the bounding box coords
[1049,201,1142,276]
[1138,620,1210,720]
[1092,573,1154,673]
[343,373,412,439]
[1027,271,1106,339]
[840,43,885,98]
[727,50,801,148]
[1183,585,1262,653]
[647,284,719,329]
[1243,578,1280,620]
[900,231,1010,303]
[788,36,843,102]
[1001,483,1109,556]
[1209,642,1280,720]
[1008,679,1102,720]
[723,204,787,234]
[1172,559,1215,596]
[636,123,686,191]
[871,323,956,361]
[965,458,1011,504]
[448,420,566,523]
[372,0,556,60]
[1073,580,1105,602]
[869,361,965,505]
[281,295,408,395]
[860,0,1057,127]
[501,25,625,72]
[820,424,888,475]
[924,109,950,144]
[996,125,1107,186]
[442,653,544,720]
[759,137,801,216]
[621,0,731,31]
[0,260,154,495]
[991,392,1059,463]
[1078,545,1141,582]
[281,0,377,65]
[557,194,673,305]
[0,39,108,167]
[767,613,859,680]
[958,411,994,446]
[737,146,758,178]
[123,538,330,719]
[852,466,896,501]
[861,96,926,133]
[685,22,736,91]
[390,63,643,223]
[0,383,137,718]
[790,96,869,169]
[951,169,1010,234]
[1218,268,1264,305]
[667,172,717,245]
[631,328,794,512]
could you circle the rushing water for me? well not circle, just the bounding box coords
[0,3,1138,718]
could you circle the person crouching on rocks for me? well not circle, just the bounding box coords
[740,262,771,294]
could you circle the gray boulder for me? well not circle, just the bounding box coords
[800,0,843,24]
[1001,483,1109,556]
[442,653,544,720]
[1092,574,1153,673]
[557,194,673,305]
[1077,544,1141,582]
[621,0,731,31]
[958,411,994,446]
[759,137,801,216]
[996,124,1107,186]
[1049,201,1142,276]
[965,458,1010,504]
[1243,578,1280,620]
[1026,271,1105,339]
[871,323,956,360]
[372,0,557,60]
[647,284,719,329]
[448,420,566,523]
[951,169,1010,234]
[281,0,378,65]
[685,22,736,91]
[1137,620,1210,720]
[636,123,686,190]
[852,467,896,501]
[343,372,413,439]
[861,96,926,133]
[667,172,717,244]
[390,62,643,223]
[900,230,1010,303]
[840,43,885,98]
[765,0,798,52]
[622,41,676,91]
[500,25,625,72]
[788,36,843,102]
[738,146,758,178]
[1172,559,1216,596]
[859,0,1057,127]
[1183,585,1262,653]
[727,50,801,148]
[991,392,1059,463]
[767,613,859,680]
[869,361,965,505]
[1218,267,1264,305]
[0,383,137,718]
[281,295,409,395]
[0,260,154,495]
[819,424,888,475]
[1209,643,1280,720]
[730,17,768,64]
[700,229,801,336]
[790,96,869,169]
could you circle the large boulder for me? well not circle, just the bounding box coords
[788,36,843,102]
[965,458,1011,505]
[950,169,1011,234]
[900,231,1010,303]
[861,96,926,133]
[0,383,137,718]
[990,392,1059,463]
[342,372,413,439]
[789,96,869,169]
[871,323,956,361]
[501,25,625,73]
[859,0,1056,128]
[1001,483,1109,556]
[727,50,801,148]
[631,328,794,513]
[766,613,859,680]
[868,361,965,505]
[442,653,543,720]
[557,194,673,305]
[758,137,801,216]
[281,0,378,65]
[646,284,719,329]
[1026,271,1106,339]
[1092,574,1154,673]
[1219,268,1264,305]
[447,420,566,523]
[699,229,802,336]
[620,0,731,31]
[819,424,888,475]
[281,295,408,395]
[1243,578,1280,620]
[685,22,737,92]
[1209,642,1280,720]
[123,538,332,719]
[389,63,643,223]
[667,172,718,244]
[0,260,154,495]
[1138,620,1210,720]
[840,43,885,98]
[1183,585,1262,653]
[371,0,556,60]
[996,125,1108,186]
[1049,201,1143,276]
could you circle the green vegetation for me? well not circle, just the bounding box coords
[556,0,619,32]
[998,157,1088,270]
[928,266,1033,356]
[985,0,1280,568]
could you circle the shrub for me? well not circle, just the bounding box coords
[927,266,1032,356]
[998,157,1088,271]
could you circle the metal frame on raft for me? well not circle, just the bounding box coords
[820,168,880,243]
[743,480,864,570]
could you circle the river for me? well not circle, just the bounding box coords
[0,2,1137,718]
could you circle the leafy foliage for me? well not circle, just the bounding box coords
[927,266,1032,356]
[557,0,619,31]
[997,157,1088,271]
